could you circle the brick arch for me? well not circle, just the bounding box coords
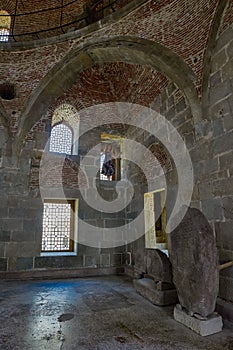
[139,142,173,183]
[37,157,86,190]
[52,103,79,128]
[16,36,201,153]
[148,143,173,173]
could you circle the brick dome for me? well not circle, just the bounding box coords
[0,0,131,42]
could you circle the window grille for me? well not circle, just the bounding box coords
[0,28,9,41]
[0,10,11,42]
[42,200,74,252]
[49,123,72,154]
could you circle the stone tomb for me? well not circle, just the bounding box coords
[134,249,178,306]
[169,207,223,336]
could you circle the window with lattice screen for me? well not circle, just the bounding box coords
[41,200,74,252]
[0,10,10,42]
[49,123,73,155]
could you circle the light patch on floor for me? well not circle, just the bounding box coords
[0,276,232,349]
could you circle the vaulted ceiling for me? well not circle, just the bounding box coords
[0,0,232,147]
[1,0,132,41]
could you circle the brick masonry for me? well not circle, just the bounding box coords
[0,0,232,311]
[2,0,130,40]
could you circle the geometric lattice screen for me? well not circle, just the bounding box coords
[49,123,72,155]
[0,28,9,41]
[42,201,74,251]
[0,11,11,42]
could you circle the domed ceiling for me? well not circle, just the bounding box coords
[0,0,131,41]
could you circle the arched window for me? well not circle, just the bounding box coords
[49,123,73,154]
[0,10,11,42]
[49,103,79,155]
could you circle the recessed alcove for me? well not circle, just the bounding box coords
[0,83,16,100]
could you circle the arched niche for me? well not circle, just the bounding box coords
[16,36,201,153]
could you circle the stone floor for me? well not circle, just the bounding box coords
[0,275,233,350]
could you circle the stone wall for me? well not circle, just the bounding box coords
[207,27,233,302]
[0,125,128,273]
[125,33,233,303]
[0,139,43,272]
[0,105,129,273]
[0,0,232,311]
[124,82,196,269]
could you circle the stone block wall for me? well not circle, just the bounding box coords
[207,27,233,302]
[0,157,43,272]
[0,0,232,310]
[125,44,233,304]
[124,83,196,267]
[0,120,128,274]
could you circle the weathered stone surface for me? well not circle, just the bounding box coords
[100,253,110,267]
[146,249,173,283]
[134,249,146,277]
[219,276,233,303]
[111,253,122,266]
[209,80,232,107]
[215,27,233,53]
[201,198,223,221]
[211,49,227,72]
[174,304,223,336]
[16,257,34,271]
[210,71,221,88]
[169,207,219,317]
[134,278,178,306]
[215,221,233,251]
[34,255,83,269]
[0,258,7,271]
[222,59,233,81]
[213,118,224,137]
[216,297,233,322]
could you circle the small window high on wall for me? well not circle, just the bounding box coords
[49,123,73,155]
[0,10,11,42]
[49,104,79,155]
[100,134,122,181]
